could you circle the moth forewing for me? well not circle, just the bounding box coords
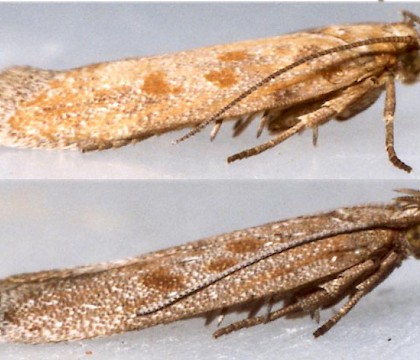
[1,13,420,171]
[1,190,420,344]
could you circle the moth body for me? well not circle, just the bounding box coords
[0,13,420,170]
[1,190,420,344]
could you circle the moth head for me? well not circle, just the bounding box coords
[399,11,420,84]
[406,224,420,258]
[394,189,420,257]
[398,47,420,84]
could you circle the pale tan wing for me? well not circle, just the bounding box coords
[0,203,398,289]
[2,203,417,343]
[0,23,411,150]
[134,203,406,315]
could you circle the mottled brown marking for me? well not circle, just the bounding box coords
[0,18,417,173]
[204,68,237,88]
[3,310,16,324]
[124,260,154,274]
[301,44,324,54]
[206,257,237,273]
[225,237,263,254]
[26,324,42,333]
[1,189,420,343]
[142,268,184,292]
[275,45,292,57]
[321,64,345,84]
[142,71,182,96]
[218,51,249,62]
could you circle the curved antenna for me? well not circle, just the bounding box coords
[402,10,420,27]
[137,219,396,316]
[174,36,416,144]
[394,188,420,210]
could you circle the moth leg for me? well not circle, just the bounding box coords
[314,250,401,337]
[267,100,328,146]
[210,119,223,141]
[256,111,268,138]
[213,259,377,338]
[247,297,268,320]
[382,72,412,173]
[227,113,314,163]
[264,296,275,321]
[205,307,228,326]
[312,126,319,146]
[335,87,382,121]
[213,299,301,338]
[217,308,228,327]
[232,113,260,137]
[227,77,379,163]
[205,308,221,326]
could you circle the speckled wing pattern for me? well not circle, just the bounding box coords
[1,193,420,344]
[0,22,416,152]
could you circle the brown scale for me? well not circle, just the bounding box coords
[0,189,420,343]
[0,13,419,172]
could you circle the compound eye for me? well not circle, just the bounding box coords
[407,225,420,258]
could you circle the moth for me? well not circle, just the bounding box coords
[0,12,420,172]
[1,189,420,344]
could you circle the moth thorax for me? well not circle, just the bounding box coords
[406,224,420,257]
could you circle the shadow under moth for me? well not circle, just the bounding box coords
[0,12,420,172]
[1,189,420,344]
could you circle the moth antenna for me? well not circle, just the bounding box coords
[174,36,417,145]
[137,221,392,316]
[393,188,420,210]
[402,10,420,27]
[394,188,420,197]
